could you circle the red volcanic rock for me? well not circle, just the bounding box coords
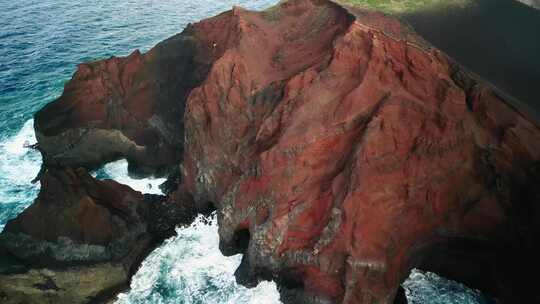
[5,167,144,246]
[33,18,226,175]
[182,1,540,303]
[1,166,197,267]
[21,0,540,303]
[0,166,197,303]
[1,167,154,268]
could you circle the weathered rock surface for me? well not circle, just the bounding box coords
[0,261,128,304]
[182,1,540,303]
[0,167,196,303]
[6,0,540,303]
[33,21,217,176]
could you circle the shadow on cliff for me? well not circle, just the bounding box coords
[402,0,540,120]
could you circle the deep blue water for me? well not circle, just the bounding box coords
[0,1,493,303]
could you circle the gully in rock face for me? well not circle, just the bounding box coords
[1,0,540,304]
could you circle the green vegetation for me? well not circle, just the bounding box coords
[261,3,282,21]
[336,0,474,14]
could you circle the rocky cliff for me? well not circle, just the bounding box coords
[0,167,196,303]
[3,0,540,303]
[32,26,213,176]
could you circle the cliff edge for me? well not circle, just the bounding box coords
[3,1,540,303]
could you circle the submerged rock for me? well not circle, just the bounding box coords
[5,0,540,303]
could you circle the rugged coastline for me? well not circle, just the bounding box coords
[1,1,540,303]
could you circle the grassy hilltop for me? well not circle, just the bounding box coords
[336,0,473,14]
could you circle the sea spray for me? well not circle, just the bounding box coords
[115,214,282,304]
[93,159,167,195]
[0,119,489,304]
[403,269,495,304]
[0,119,41,230]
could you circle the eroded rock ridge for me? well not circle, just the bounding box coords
[2,1,540,303]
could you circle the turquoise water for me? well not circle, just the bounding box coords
[0,1,492,303]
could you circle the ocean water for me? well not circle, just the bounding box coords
[0,1,491,303]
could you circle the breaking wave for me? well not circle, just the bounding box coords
[115,214,282,304]
[0,119,41,230]
[0,120,491,304]
[403,269,495,304]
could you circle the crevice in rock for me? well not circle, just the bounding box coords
[233,229,251,254]
[392,287,407,304]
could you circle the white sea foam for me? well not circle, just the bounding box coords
[403,269,490,304]
[0,119,41,230]
[97,160,281,304]
[97,157,282,303]
[0,121,486,304]
[115,214,282,304]
[0,120,41,184]
[0,119,166,232]
[95,159,167,195]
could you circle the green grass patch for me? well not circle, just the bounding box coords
[336,0,474,14]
